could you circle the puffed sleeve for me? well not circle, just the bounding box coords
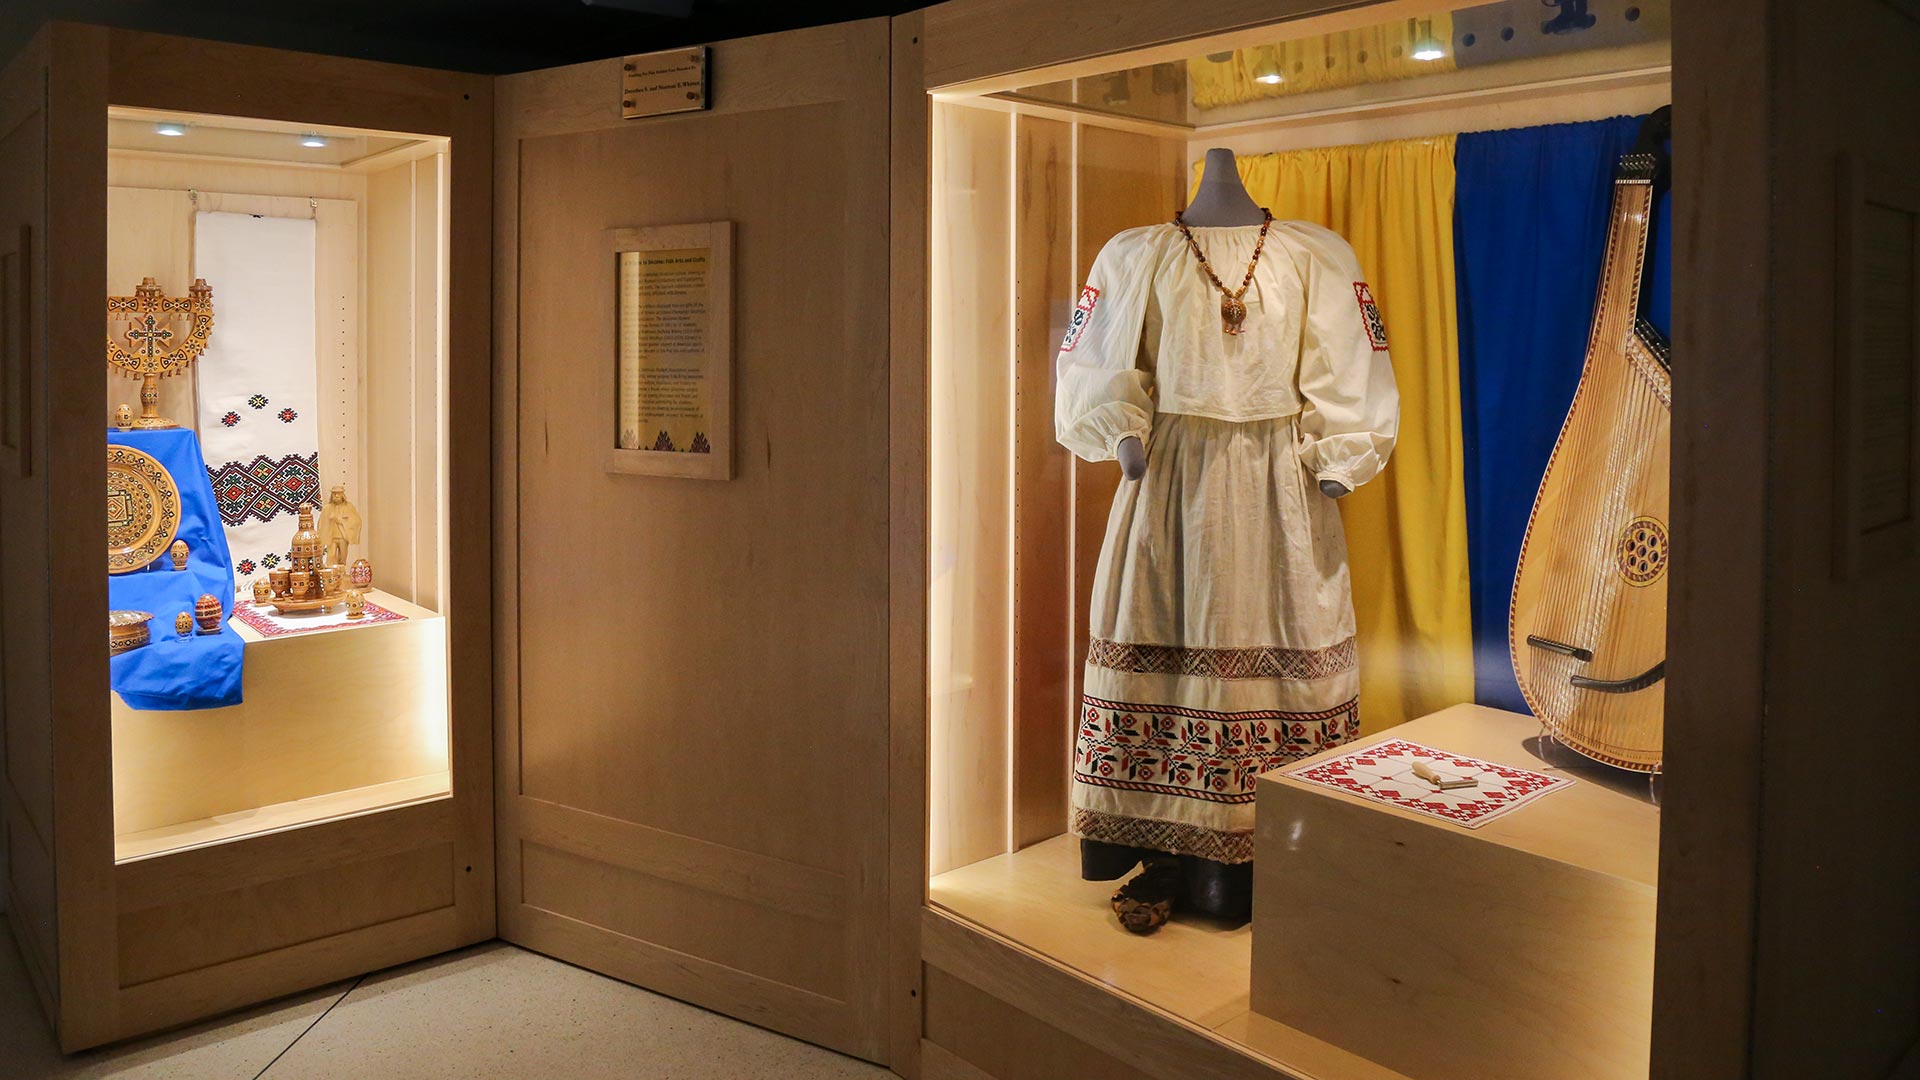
[1055,228,1156,463]
[1286,223,1400,490]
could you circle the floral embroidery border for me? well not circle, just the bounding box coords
[1071,807,1253,865]
[1074,693,1360,805]
[1087,636,1356,681]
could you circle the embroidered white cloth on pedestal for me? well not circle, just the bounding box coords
[1286,738,1575,828]
[193,211,321,599]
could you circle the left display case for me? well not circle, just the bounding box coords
[1,25,493,1050]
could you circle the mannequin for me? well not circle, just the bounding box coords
[1116,149,1353,501]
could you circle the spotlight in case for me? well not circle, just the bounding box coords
[154,122,187,137]
[299,133,328,149]
[1252,56,1284,85]
[1410,19,1446,61]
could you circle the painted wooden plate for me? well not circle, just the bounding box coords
[107,444,181,574]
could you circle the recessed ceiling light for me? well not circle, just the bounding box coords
[1411,18,1446,61]
[1252,50,1284,85]
[299,133,328,149]
[154,122,187,137]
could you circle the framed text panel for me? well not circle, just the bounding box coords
[606,220,733,481]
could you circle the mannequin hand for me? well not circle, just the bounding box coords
[1117,436,1147,480]
[1319,479,1351,499]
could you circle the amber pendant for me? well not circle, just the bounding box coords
[1221,295,1248,335]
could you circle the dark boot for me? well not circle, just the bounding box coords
[1080,837,1154,881]
[1180,855,1253,920]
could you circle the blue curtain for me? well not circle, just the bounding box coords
[1454,115,1672,712]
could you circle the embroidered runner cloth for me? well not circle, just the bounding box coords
[194,211,321,600]
[1286,738,1574,828]
[232,598,407,639]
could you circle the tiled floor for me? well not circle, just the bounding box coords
[0,918,890,1079]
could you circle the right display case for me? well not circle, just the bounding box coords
[919,2,1673,1076]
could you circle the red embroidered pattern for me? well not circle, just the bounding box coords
[231,599,408,638]
[1074,693,1360,805]
[1086,636,1355,680]
[1288,738,1574,828]
[1059,285,1099,353]
[1354,281,1389,351]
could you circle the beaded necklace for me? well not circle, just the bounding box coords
[1172,208,1274,335]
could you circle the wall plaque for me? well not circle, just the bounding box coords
[607,221,732,480]
[621,48,709,120]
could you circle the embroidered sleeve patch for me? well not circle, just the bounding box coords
[1353,282,1389,352]
[1060,285,1100,353]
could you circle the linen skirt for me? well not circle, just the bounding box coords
[1070,411,1361,865]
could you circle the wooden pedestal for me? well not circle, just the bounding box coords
[111,589,449,861]
[1250,704,1658,1080]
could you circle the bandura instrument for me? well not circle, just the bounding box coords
[1509,112,1671,773]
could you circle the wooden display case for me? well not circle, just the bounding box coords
[0,25,493,1050]
[889,2,1919,1080]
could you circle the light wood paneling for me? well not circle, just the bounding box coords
[930,100,1014,875]
[117,840,453,986]
[365,153,448,611]
[1009,114,1074,850]
[923,965,1156,1080]
[887,13,932,1073]
[496,19,891,1062]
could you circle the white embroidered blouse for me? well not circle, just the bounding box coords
[1054,220,1401,491]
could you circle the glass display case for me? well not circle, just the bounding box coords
[921,3,1673,1076]
[103,108,455,862]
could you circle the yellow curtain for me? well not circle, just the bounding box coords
[1187,13,1455,110]
[1192,137,1473,732]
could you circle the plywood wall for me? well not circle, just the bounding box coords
[927,103,1183,876]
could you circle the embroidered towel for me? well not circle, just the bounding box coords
[193,211,322,599]
[1287,738,1574,828]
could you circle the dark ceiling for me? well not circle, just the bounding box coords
[7,0,923,74]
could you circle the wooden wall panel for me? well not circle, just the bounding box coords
[1743,4,1920,1077]
[497,19,891,1062]
[116,841,453,986]
[0,34,54,1022]
[1009,115,1074,850]
[930,101,1014,875]
[923,965,1157,1080]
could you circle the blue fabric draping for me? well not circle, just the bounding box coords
[108,428,245,710]
[1454,115,1672,712]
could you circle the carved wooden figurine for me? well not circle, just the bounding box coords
[318,484,362,569]
[265,503,350,614]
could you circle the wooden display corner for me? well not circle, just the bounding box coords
[1251,704,1658,1080]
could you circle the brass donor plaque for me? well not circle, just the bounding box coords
[621,47,709,120]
